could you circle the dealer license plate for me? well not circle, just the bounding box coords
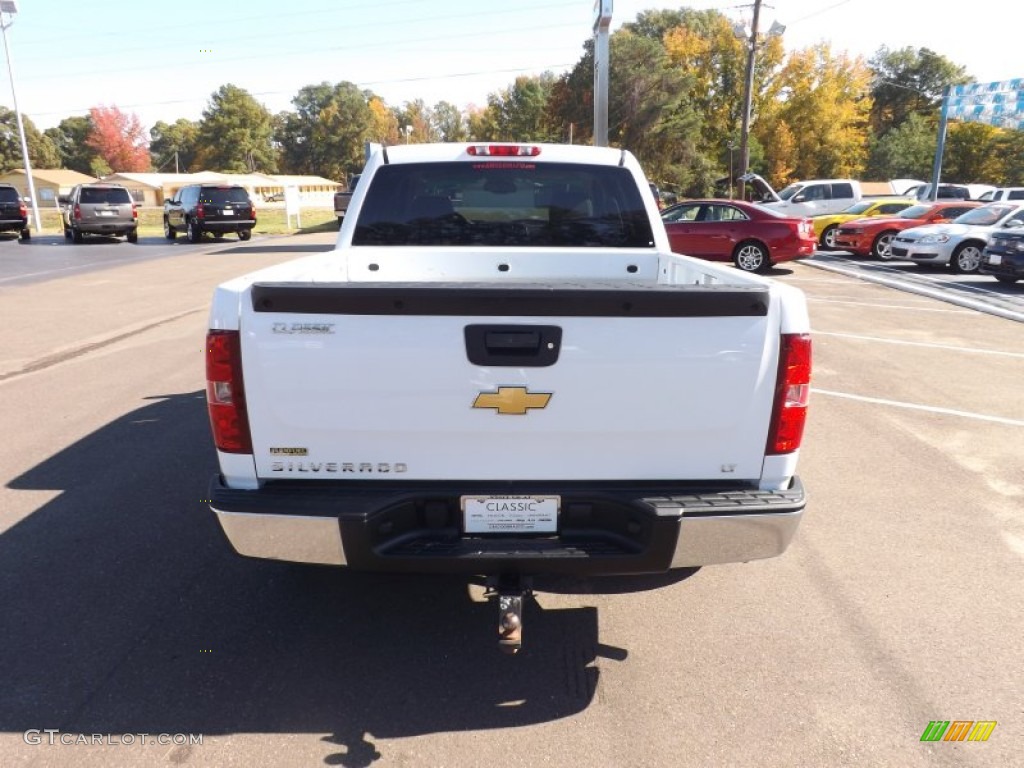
[462,495,559,534]
[987,254,1002,265]
[222,208,234,215]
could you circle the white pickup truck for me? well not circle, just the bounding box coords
[205,143,811,652]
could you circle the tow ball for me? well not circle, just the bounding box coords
[488,576,531,655]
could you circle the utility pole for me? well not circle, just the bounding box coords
[592,0,613,146]
[737,0,761,200]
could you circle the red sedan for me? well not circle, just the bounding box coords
[661,199,815,272]
[833,201,982,259]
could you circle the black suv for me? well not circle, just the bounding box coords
[164,185,256,243]
[0,183,30,240]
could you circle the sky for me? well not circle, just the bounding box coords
[3,0,1022,134]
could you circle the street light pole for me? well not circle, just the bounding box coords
[737,0,762,201]
[0,1,41,234]
[728,143,736,198]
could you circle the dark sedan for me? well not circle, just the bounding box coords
[980,230,1024,284]
[662,199,815,272]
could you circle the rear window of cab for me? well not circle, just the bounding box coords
[352,162,654,248]
[79,187,132,204]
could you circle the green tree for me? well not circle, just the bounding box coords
[431,100,468,142]
[995,129,1024,186]
[0,107,60,171]
[477,74,557,142]
[865,111,935,179]
[868,47,970,136]
[195,84,277,173]
[150,118,199,172]
[624,9,687,41]
[44,115,97,173]
[943,121,1003,183]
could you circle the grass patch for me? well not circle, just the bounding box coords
[31,207,338,237]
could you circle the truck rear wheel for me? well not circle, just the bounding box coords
[238,229,252,241]
[187,219,202,243]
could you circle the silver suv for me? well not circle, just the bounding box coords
[60,184,138,243]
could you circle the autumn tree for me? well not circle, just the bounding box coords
[367,96,400,145]
[0,108,60,172]
[195,84,277,173]
[86,105,150,172]
[44,115,97,174]
[756,44,871,185]
[543,44,593,145]
[150,118,199,172]
[394,99,436,143]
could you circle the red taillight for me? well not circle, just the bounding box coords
[467,145,541,157]
[18,202,26,217]
[206,330,252,454]
[132,204,138,220]
[766,333,812,455]
[196,204,205,219]
[73,204,81,220]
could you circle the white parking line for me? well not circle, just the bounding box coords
[815,331,1024,358]
[808,297,969,313]
[812,388,1024,427]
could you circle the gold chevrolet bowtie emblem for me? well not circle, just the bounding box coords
[473,387,552,415]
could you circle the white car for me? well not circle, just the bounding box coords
[888,202,1024,273]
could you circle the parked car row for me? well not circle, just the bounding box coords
[834,202,982,259]
[46,182,258,245]
[832,200,1024,280]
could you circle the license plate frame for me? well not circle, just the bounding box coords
[461,495,559,534]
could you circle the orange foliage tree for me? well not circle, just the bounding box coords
[86,105,151,173]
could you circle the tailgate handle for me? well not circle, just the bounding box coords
[465,325,562,367]
[486,330,540,350]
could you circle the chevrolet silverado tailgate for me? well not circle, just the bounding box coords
[240,280,780,482]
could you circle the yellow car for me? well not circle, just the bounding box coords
[814,198,915,249]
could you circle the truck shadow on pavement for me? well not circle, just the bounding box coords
[0,390,674,765]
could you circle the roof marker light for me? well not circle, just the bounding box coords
[467,145,541,157]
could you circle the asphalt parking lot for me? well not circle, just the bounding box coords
[0,234,1020,767]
